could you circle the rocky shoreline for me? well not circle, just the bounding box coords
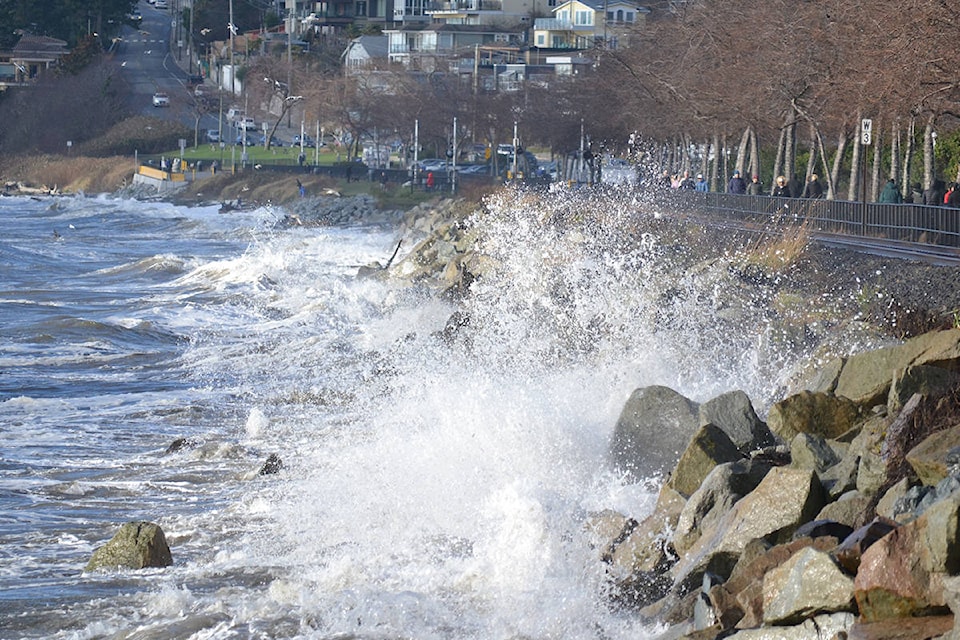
[376,188,960,638]
[79,184,960,638]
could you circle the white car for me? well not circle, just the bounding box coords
[239,117,257,131]
[205,129,221,143]
[151,92,169,107]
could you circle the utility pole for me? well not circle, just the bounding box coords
[452,116,457,193]
[229,0,235,96]
[189,0,195,73]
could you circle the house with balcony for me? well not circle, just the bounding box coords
[291,0,395,35]
[384,23,525,71]
[532,0,648,49]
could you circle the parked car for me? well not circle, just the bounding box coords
[239,116,257,131]
[457,164,488,175]
[235,133,257,146]
[205,129,221,143]
[155,0,168,8]
[417,158,449,172]
[291,134,315,148]
[151,92,169,107]
[186,74,204,86]
[258,134,285,147]
[226,107,244,122]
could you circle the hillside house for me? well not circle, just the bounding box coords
[0,34,69,89]
[533,0,647,49]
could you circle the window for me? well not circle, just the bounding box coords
[574,9,591,25]
[356,0,367,15]
[616,9,623,21]
[626,11,634,21]
[537,33,545,45]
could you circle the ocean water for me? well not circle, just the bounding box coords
[0,190,819,639]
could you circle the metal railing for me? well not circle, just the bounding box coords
[671,192,960,249]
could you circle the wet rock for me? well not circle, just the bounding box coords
[607,485,685,577]
[698,390,776,454]
[610,386,700,481]
[888,366,960,413]
[766,391,861,442]
[85,521,172,571]
[671,467,825,593]
[164,437,201,454]
[258,453,283,475]
[673,458,773,556]
[879,392,925,480]
[666,423,744,498]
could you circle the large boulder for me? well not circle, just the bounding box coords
[788,433,839,474]
[709,537,840,630]
[854,494,960,620]
[832,328,960,406]
[888,365,960,413]
[671,467,826,591]
[665,423,744,498]
[609,385,700,480]
[906,424,960,487]
[698,390,775,453]
[85,521,172,571]
[766,391,860,443]
[761,547,855,625]
[673,458,773,556]
[719,612,854,640]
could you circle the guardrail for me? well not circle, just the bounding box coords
[670,192,960,249]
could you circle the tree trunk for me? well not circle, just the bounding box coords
[710,132,720,191]
[889,119,901,187]
[748,126,760,180]
[805,123,817,182]
[771,124,786,195]
[783,114,797,184]
[827,128,847,201]
[923,115,936,189]
[848,110,863,201]
[870,125,883,202]
[901,116,915,198]
[735,127,750,175]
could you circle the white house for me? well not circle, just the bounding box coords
[533,0,648,49]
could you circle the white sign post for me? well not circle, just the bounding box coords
[861,118,873,146]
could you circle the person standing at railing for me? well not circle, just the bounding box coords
[879,178,902,203]
[910,183,924,204]
[727,170,746,194]
[947,183,960,207]
[679,171,696,189]
[787,173,804,198]
[802,173,824,198]
[746,174,763,195]
[924,179,945,205]
[773,175,790,197]
[695,173,709,192]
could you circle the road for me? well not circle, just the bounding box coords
[113,1,222,134]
